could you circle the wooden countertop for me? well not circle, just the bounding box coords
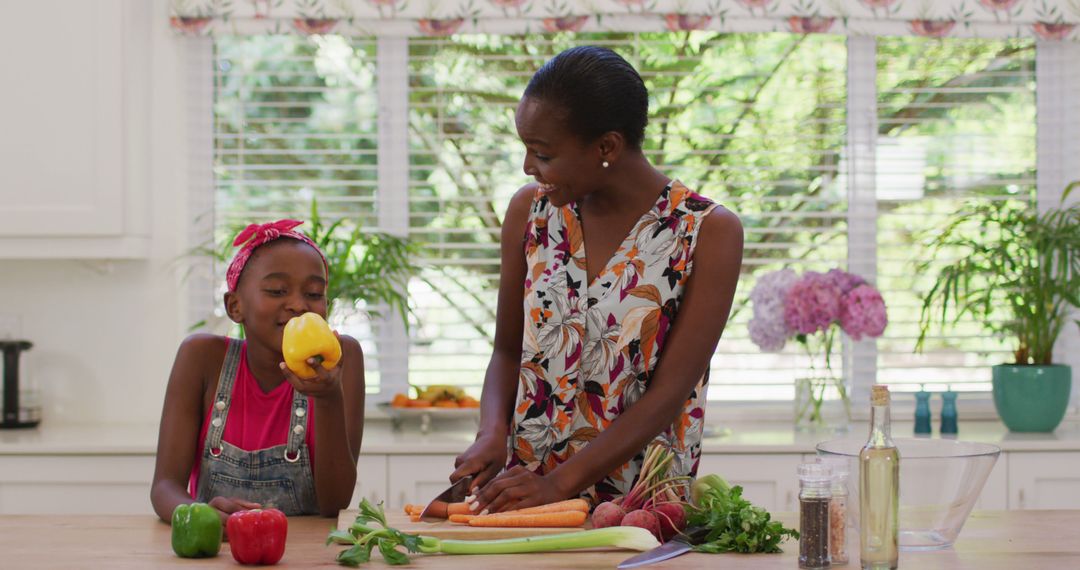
[3,510,1079,569]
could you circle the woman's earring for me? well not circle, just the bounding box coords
[602,161,610,168]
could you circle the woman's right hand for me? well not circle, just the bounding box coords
[451,433,506,492]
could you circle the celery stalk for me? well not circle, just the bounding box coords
[416,527,660,555]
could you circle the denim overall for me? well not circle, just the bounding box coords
[194,340,319,515]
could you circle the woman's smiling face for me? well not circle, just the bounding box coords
[515,96,603,207]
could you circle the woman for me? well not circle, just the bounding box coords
[452,46,744,514]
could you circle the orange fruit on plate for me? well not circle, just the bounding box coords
[459,396,480,408]
[407,399,433,408]
[391,393,410,408]
[433,400,459,408]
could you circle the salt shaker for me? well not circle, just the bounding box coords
[827,462,849,565]
[914,388,931,436]
[940,390,958,436]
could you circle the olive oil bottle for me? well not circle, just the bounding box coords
[859,385,899,569]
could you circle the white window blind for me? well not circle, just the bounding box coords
[208,32,1042,404]
[212,36,387,392]
[404,33,849,399]
[873,37,1036,394]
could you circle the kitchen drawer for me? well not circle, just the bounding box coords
[1008,452,1080,509]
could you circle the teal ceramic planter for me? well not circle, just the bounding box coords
[992,364,1072,432]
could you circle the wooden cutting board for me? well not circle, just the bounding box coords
[336,511,590,540]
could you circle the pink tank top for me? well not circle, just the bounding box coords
[189,341,316,496]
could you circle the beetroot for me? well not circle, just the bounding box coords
[651,502,687,541]
[590,500,627,529]
[621,508,662,540]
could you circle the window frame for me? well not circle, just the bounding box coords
[190,35,1080,420]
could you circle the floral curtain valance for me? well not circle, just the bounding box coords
[170,0,1080,40]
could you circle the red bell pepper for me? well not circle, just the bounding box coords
[226,508,288,565]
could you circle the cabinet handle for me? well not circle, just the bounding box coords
[1018,489,1025,509]
[399,491,407,508]
[786,491,793,511]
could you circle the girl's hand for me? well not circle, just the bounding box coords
[451,433,507,492]
[469,466,565,514]
[208,496,262,531]
[280,333,344,399]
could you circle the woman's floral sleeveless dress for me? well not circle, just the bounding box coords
[508,180,720,504]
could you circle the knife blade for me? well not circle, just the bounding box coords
[419,475,473,522]
[616,526,709,569]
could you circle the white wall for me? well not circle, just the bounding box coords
[0,1,193,426]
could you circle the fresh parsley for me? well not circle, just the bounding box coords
[686,477,799,554]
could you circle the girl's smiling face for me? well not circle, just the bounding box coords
[226,239,328,352]
[516,96,606,207]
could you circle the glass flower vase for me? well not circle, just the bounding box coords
[794,375,852,433]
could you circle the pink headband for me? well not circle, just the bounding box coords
[225,219,329,292]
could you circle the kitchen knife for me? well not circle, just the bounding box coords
[616,526,710,569]
[419,475,473,522]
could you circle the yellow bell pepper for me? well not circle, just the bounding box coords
[282,312,342,379]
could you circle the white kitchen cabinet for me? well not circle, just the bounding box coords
[0,455,156,515]
[387,455,459,510]
[1008,452,1080,509]
[0,453,388,516]
[351,455,389,506]
[697,454,805,513]
[0,0,150,259]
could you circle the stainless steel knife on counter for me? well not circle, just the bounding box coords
[617,526,710,569]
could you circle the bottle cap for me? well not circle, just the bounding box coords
[871,384,890,405]
[798,462,832,484]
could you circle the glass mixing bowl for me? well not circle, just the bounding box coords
[816,437,1000,550]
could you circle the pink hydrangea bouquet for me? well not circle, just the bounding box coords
[748,268,888,428]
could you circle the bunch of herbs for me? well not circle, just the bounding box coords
[687,476,799,554]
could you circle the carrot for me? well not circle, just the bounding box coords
[449,514,477,524]
[404,504,418,515]
[494,499,590,516]
[468,510,587,528]
[409,514,421,523]
[447,502,472,516]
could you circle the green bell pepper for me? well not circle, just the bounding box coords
[171,502,222,558]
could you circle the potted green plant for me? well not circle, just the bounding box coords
[193,199,417,329]
[916,183,1080,432]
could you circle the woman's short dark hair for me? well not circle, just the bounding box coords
[523,46,648,149]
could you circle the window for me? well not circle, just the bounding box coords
[874,37,1035,393]
[212,36,386,392]
[210,32,1039,404]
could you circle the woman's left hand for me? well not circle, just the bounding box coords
[470,466,566,514]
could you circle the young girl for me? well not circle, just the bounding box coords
[452,46,744,514]
[151,219,365,523]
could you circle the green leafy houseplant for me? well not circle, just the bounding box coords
[193,200,418,328]
[916,183,1080,431]
[304,201,418,323]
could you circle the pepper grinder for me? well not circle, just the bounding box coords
[914,387,931,436]
[940,390,958,436]
[1,340,39,429]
